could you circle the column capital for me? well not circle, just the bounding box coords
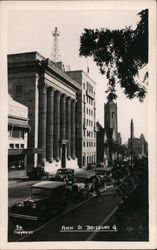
[71,99,76,107]
[67,96,72,104]
[48,86,55,96]
[38,82,48,94]
[61,93,67,103]
[55,90,61,99]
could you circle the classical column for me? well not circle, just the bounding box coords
[60,94,66,141]
[46,87,55,163]
[71,99,76,159]
[54,91,61,162]
[66,97,71,160]
[38,82,47,164]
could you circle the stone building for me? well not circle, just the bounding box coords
[8,94,30,178]
[128,134,148,157]
[67,70,96,168]
[104,100,118,142]
[8,52,81,173]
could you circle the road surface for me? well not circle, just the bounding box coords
[9,189,118,242]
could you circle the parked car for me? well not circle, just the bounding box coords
[86,164,96,170]
[71,171,100,200]
[27,167,49,180]
[9,181,68,223]
[54,168,74,183]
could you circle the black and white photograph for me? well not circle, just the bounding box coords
[0,0,156,249]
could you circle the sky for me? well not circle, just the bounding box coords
[7,6,148,144]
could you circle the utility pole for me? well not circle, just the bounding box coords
[51,27,60,63]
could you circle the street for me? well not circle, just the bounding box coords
[8,180,118,242]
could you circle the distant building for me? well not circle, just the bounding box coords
[128,134,148,157]
[67,70,96,168]
[8,94,30,177]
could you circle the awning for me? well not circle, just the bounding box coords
[8,148,45,155]
[8,118,30,130]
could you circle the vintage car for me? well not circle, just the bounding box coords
[95,168,106,187]
[71,171,100,200]
[9,181,68,223]
[27,167,49,180]
[54,168,74,183]
[95,167,113,187]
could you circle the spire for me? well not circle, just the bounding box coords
[131,119,134,139]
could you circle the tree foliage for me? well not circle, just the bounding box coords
[79,10,148,101]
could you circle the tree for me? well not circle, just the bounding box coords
[79,10,148,102]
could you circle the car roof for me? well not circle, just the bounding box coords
[96,167,112,171]
[31,181,66,189]
[57,168,74,171]
[74,171,96,179]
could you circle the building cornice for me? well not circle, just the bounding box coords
[8,52,82,92]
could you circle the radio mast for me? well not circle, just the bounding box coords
[51,27,60,63]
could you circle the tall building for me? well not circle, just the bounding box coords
[8,52,81,172]
[8,94,30,178]
[67,70,96,168]
[104,100,118,142]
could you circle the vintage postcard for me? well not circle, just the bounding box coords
[0,0,156,249]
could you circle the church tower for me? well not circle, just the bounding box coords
[104,100,118,141]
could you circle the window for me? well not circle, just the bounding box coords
[12,129,24,139]
[16,85,23,94]
[83,83,85,89]
[15,144,19,149]
[21,144,24,148]
[87,108,88,114]
[112,112,115,119]
[87,141,88,147]
[9,144,14,149]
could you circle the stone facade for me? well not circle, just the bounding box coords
[67,70,96,168]
[128,134,148,157]
[8,52,81,173]
[104,100,118,142]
